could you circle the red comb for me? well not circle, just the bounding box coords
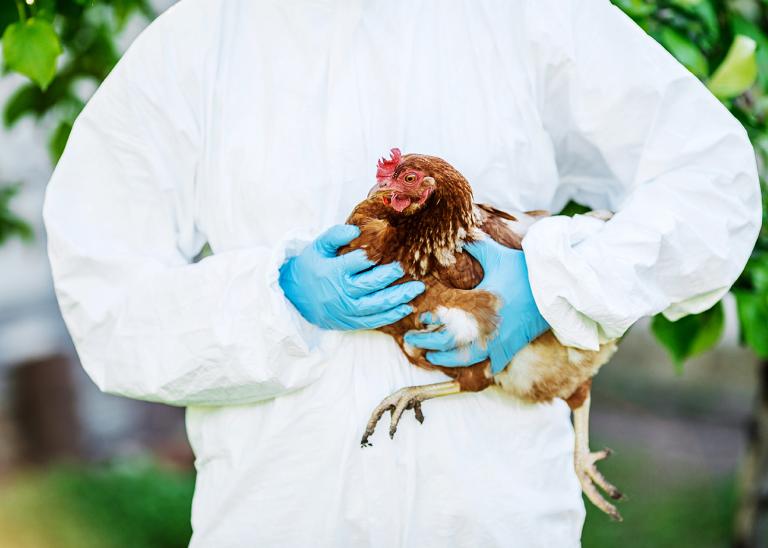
[376,148,402,182]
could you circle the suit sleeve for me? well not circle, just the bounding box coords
[43,3,332,406]
[521,0,762,349]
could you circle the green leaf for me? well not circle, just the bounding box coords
[49,119,73,162]
[731,15,768,90]
[659,27,709,78]
[670,0,702,8]
[2,18,62,91]
[34,0,57,21]
[193,242,213,263]
[3,74,80,128]
[557,201,591,217]
[612,0,656,18]
[72,26,120,80]
[693,1,720,42]
[733,289,768,358]
[0,1,16,37]
[744,254,768,294]
[650,302,725,370]
[0,184,33,245]
[707,35,758,99]
[3,84,42,127]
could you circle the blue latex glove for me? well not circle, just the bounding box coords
[404,238,549,374]
[279,224,425,330]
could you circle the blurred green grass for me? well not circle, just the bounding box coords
[0,459,194,548]
[581,450,736,548]
[0,453,737,547]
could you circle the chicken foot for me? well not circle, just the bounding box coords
[360,381,461,447]
[573,393,625,521]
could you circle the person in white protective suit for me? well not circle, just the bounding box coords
[43,0,760,545]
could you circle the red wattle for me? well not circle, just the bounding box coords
[391,193,412,212]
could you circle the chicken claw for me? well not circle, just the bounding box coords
[575,447,624,521]
[573,394,625,521]
[360,381,460,447]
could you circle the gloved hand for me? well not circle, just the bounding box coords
[404,238,549,374]
[279,224,425,330]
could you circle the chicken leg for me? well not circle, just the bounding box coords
[360,381,461,446]
[573,392,625,521]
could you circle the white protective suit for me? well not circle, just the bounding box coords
[44,0,760,546]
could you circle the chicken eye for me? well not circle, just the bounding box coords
[404,174,417,183]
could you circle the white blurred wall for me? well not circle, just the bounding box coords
[0,75,65,368]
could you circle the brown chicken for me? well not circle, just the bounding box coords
[341,148,624,520]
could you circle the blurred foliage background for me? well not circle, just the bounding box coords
[1,0,767,546]
[613,1,768,544]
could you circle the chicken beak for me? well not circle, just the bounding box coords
[368,182,383,197]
